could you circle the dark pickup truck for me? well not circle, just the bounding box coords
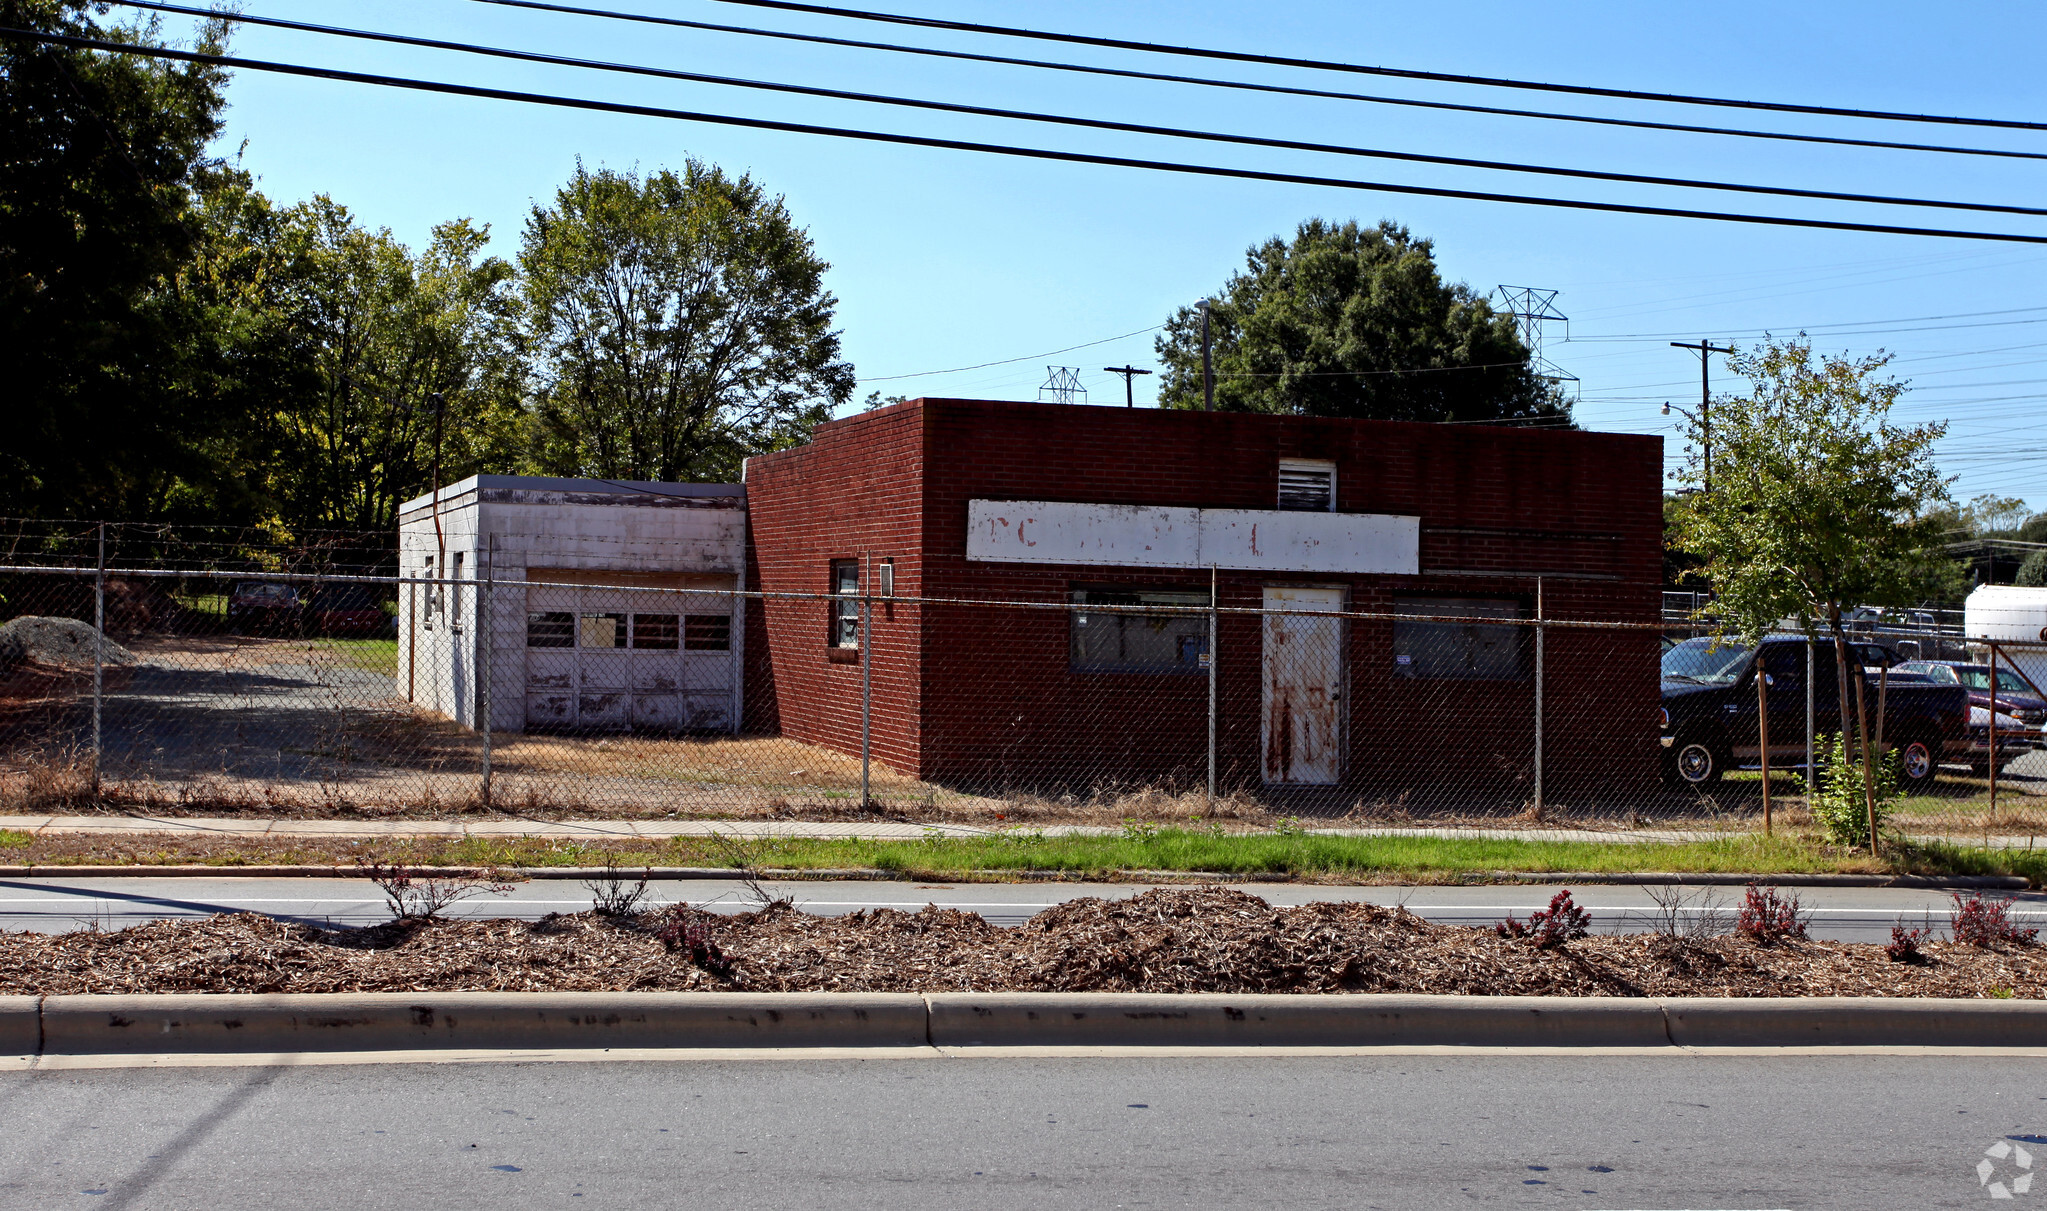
[1660,635,1970,789]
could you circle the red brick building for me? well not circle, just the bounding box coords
[742,399,1662,806]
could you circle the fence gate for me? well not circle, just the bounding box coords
[1261,585,1345,784]
[522,585,736,732]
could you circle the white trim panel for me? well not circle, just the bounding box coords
[967,500,1200,567]
[967,500,1419,574]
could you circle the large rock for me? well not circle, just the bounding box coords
[0,616,136,670]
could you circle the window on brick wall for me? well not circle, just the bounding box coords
[1070,586,1210,673]
[1391,596,1528,680]
[831,560,860,648]
[1277,458,1336,511]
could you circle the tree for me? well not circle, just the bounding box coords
[263,197,527,534]
[2018,549,2047,588]
[1153,219,1570,424]
[1,1,238,519]
[521,161,853,483]
[1670,336,1959,848]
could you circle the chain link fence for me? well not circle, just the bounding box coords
[2,557,2043,837]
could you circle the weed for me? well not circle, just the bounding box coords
[1736,884,1808,945]
[0,829,29,849]
[1885,923,1932,965]
[1120,818,1164,842]
[360,861,514,922]
[1640,884,1728,941]
[1271,816,1305,837]
[1950,892,2039,947]
[1495,889,1592,949]
[1990,986,2018,999]
[655,904,733,978]
[584,858,653,917]
[1807,732,1895,849]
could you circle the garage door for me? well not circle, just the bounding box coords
[524,585,737,733]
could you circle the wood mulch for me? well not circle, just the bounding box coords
[1,887,2040,998]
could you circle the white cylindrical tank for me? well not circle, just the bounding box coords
[1965,585,2047,695]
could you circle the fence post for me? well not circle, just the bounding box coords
[92,521,105,795]
[1207,565,1217,808]
[1990,643,2000,825]
[479,535,493,808]
[1532,578,1544,817]
[1804,638,1816,801]
[860,551,872,812]
[1756,650,1771,835]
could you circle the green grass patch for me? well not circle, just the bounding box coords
[316,638,399,677]
[0,830,30,849]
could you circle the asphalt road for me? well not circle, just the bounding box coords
[1,875,2041,942]
[3,1053,2044,1208]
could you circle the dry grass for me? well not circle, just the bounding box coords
[5,886,2045,998]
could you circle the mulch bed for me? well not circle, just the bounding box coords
[2,887,2041,998]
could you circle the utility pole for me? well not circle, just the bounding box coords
[1198,299,1215,412]
[1103,365,1152,408]
[1668,341,1733,491]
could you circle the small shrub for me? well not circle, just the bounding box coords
[656,905,734,978]
[361,861,514,922]
[585,862,653,917]
[1807,732,1895,848]
[1736,884,1808,945]
[1885,924,1931,965]
[1495,889,1592,949]
[1950,892,2039,948]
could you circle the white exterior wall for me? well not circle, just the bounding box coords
[1966,585,2047,695]
[966,499,1419,575]
[396,476,746,734]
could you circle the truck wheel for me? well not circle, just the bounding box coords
[1663,736,1724,788]
[1896,735,1938,790]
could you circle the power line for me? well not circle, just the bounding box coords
[699,0,2047,133]
[465,0,2047,164]
[117,3,2047,219]
[19,29,2047,246]
[859,325,1159,381]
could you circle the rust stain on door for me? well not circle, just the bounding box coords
[1261,587,1344,784]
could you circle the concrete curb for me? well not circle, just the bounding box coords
[6,992,2047,1055]
[32,992,927,1055]
[0,865,2031,889]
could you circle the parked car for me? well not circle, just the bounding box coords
[1892,660,2046,773]
[1841,606,1969,662]
[1660,635,1969,789]
[307,584,387,635]
[226,581,302,633]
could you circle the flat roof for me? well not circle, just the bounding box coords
[398,475,744,515]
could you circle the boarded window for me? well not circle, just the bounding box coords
[1277,459,1336,512]
[578,613,626,649]
[632,614,680,650]
[1392,596,1527,681]
[685,614,732,651]
[526,611,573,648]
[831,560,860,648]
[1070,587,1210,673]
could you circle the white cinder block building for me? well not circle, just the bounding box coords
[395,475,747,734]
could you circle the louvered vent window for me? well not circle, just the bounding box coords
[1277,459,1337,512]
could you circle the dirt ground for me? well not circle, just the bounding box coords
[2,887,2040,998]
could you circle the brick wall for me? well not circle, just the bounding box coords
[748,399,1664,799]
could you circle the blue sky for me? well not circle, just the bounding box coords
[167,0,2047,508]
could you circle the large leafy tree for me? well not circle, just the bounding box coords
[521,161,854,483]
[1670,336,1958,846]
[264,197,527,533]
[0,0,240,518]
[1155,219,1569,424]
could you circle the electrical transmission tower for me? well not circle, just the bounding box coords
[1492,286,1578,402]
[1038,366,1087,406]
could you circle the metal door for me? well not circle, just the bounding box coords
[524,586,578,727]
[524,585,736,732]
[575,602,631,729]
[1262,586,1345,784]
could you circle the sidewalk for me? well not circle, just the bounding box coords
[0,813,1910,846]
